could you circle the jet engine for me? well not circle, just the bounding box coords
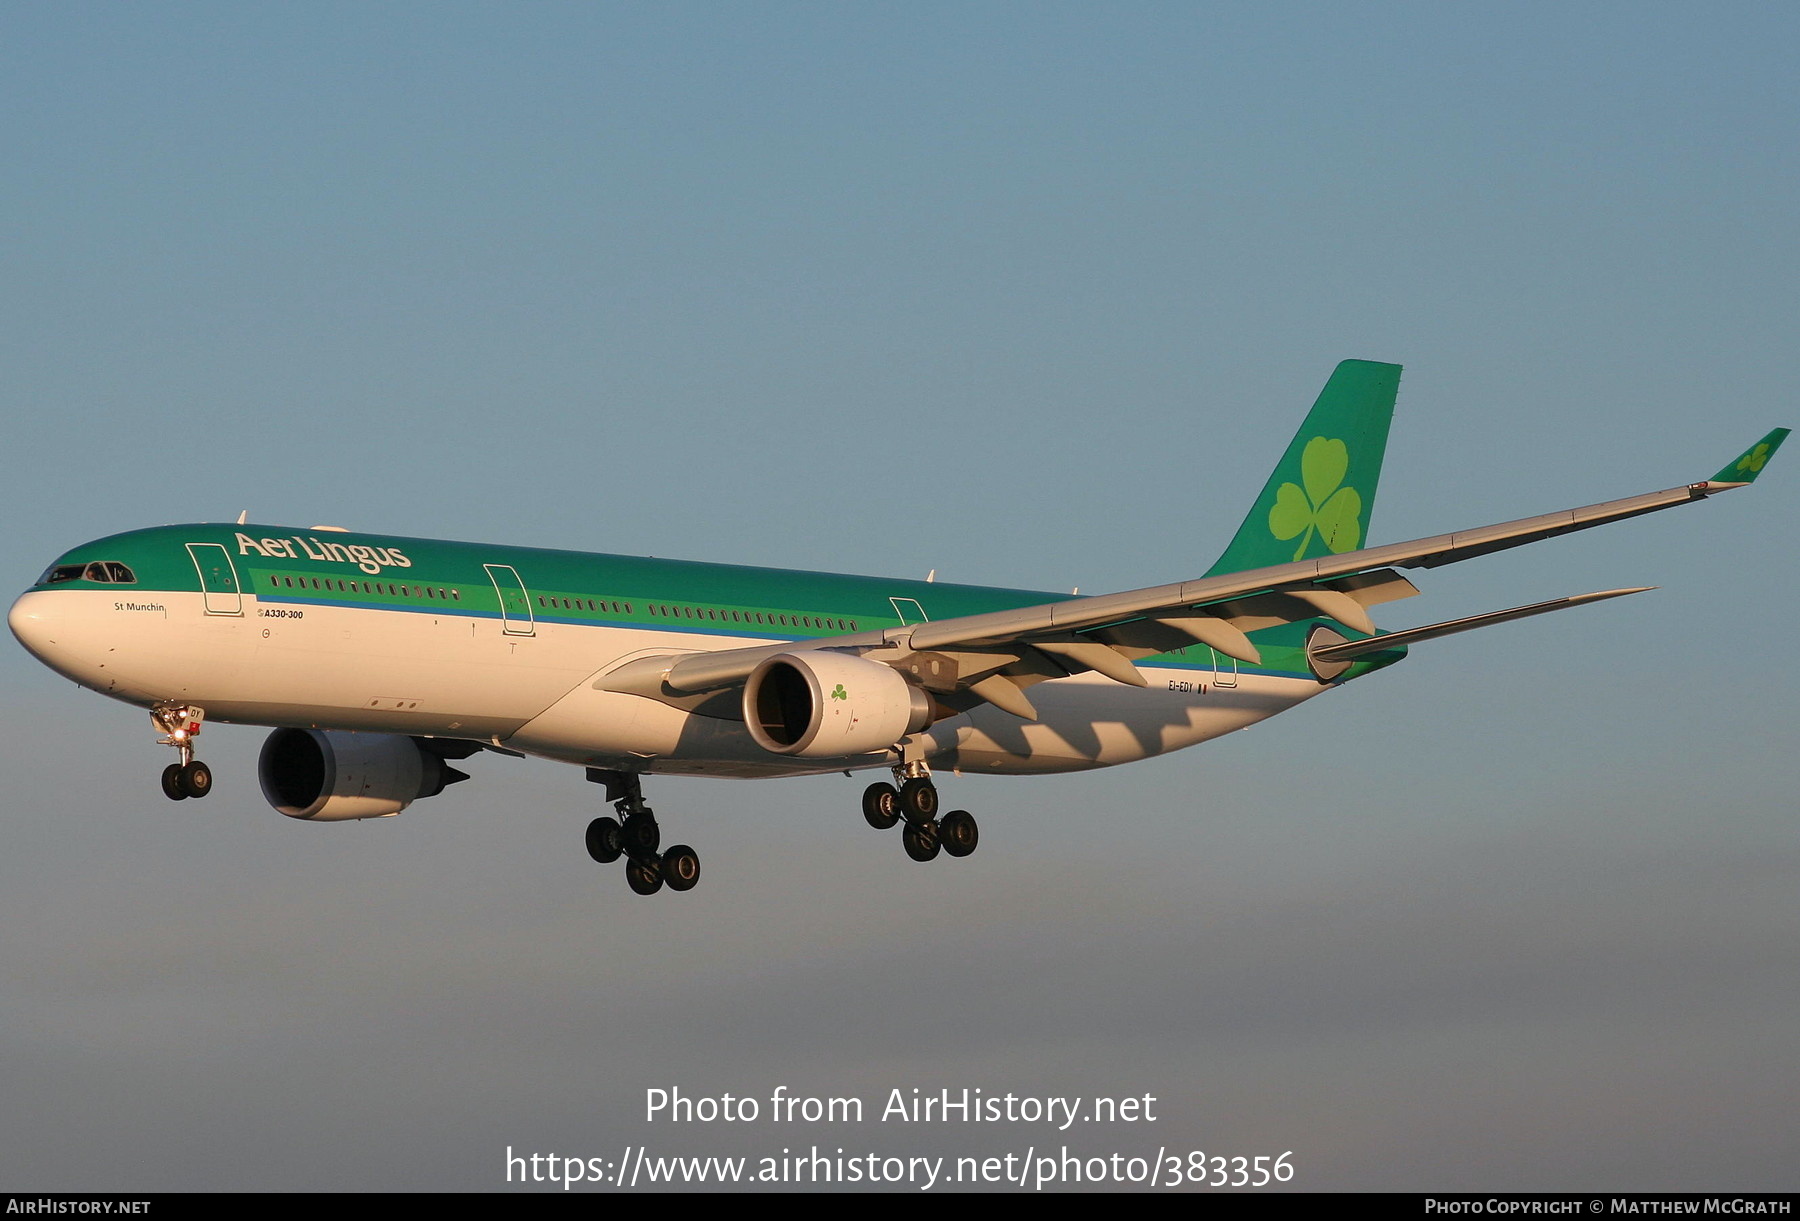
[259,728,469,821]
[743,652,933,759]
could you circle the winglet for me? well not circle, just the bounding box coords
[1709,428,1789,486]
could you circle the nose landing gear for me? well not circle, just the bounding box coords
[152,704,213,801]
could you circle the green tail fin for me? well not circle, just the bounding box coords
[1710,427,1789,484]
[1205,359,1402,576]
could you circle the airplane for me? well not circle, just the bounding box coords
[8,361,1788,896]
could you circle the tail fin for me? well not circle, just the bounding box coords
[1205,359,1402,576]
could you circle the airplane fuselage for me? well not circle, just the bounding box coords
[10,523,1347,782]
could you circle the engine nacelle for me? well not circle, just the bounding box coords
[259,728,465,821]
[744,652,933,759]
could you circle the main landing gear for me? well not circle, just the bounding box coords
[583,769,700,897]
[861,763,978,865]
[153,704,213,801]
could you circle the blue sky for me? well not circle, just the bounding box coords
[3,2,1795,1191]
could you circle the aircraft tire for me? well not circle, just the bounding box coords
[161,764,188,802]
[626,856,663,896]
[899,778,938,825]
[178,760,212,799]
[586,816,624,863]
[662,844,700,892]
[940,810,978,858]
[902,818,940,862]
[621,815,660,856]
[862,782,900,830]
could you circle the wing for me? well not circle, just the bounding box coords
[605,429,1788,720]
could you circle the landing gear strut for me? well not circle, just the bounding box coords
[585,769,700,896]
[152,704,212,801]
[860,760,978,866]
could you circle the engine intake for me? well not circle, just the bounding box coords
[259,728,467,821]
[744,652,932,759]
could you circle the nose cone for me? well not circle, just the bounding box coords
[12,588,173,703]
[8,589,59,663]
[9,589,112,690]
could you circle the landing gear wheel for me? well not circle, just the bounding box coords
[161,764,188,802]
[621,814,660,856]
[177,760,212,799]
[902,818,941,862]
[898,778,938,825]
[625,855,664,896]
[940,810,979,858]
[862,782,900,830]
[585,816,623,863]
[661,844,700,892]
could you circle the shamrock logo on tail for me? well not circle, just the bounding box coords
[1269,436,1362,561]
[1737,443,1772,476]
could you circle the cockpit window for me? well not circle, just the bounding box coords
[40,562,136,585]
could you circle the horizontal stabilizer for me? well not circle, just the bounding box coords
[1309,587,1654,662]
